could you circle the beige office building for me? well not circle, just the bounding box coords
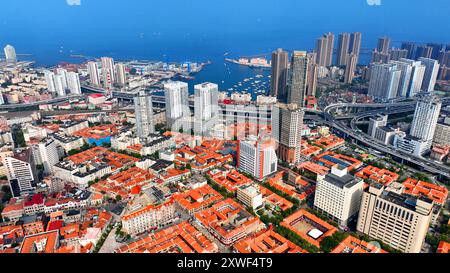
[357,183,433,253]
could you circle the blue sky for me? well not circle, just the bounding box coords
[1,0,448,63]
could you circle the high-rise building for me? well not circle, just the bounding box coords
[164,81,189,129]
[66,72,81,95]
[357,183,434,253]
[36,138,59,174]
[115,63,127,87]
[54,73,67,97]
[336,33,350,66]
[194,82,218,136]
[368,63,401,100]
[134,91,155,139]
[399,58,425,97]
[371,50,390,63]
[271,103,304,164]
[389,48,408,61]
[315,36,328,67]
[368,114,388,138]
[87,61,100,86]
[349,32,362,64]
[3,149,37,197]
[101,57,115,88]
[377,37,391,53]
[427,43,445,60]
[4,45,17,63]
[314,165,364,227]
[324,32,335,67]
[44,70,56,93]
[287,51,308,107]
[344,54,357,84]
[315,33,334,67]
[438,50,450,67]
[237,134,277,180]
[389,60,413,97]
[418,57,440,92]
[401,42,416,59]
[409,95,441,149]
[270,48,289,102]
[306,63,318,97]
[415,45,433,59]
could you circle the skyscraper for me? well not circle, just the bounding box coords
[271,103,304,164]
[44,70,56,93]
[426,43,444,60]
[270,48,289,102]
[401,42,416,59]
[87,61,100,86]
[164,81,189,129]
[287,51,308,107]
[389,48,408,61]
[389,60,413,98]
[368,63,401,100]
[371,50,390,63]
[415,45,433,59]
[54,73,67,97]
[315,33,334,67]
[377,37,391,53]
[134,91,155,139]
[115,63,127,87]
[324,32,335,67]
[349,32,362,63]
[336,33,350,66]
[66,72,81,95]
[101,57,115,88]
[306,63,318,97]
[400,58,426,97]
[315,37,327,67]
[4,45,17,63]
[418,57,440,92]
[410,95,441,148]
[194,82,219,136]
[344,54,358,84]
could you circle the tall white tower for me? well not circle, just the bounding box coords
[4,45,17,63]
[194,82,218,136]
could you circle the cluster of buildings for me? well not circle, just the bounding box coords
[367,94,448,157]
[366,37,449,101]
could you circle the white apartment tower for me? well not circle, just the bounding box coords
[3,149,37,197]
[368,63,401,100]
[409,95,441,150]
[399,58,425,97]
[87,61,100,86]
[115,63,127,87]
[101,57,115,88]
[194,82,218,137]
[36,138,60,174]
[4,45,17,63]
[66,72,81,95]
[164,81,189,129]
